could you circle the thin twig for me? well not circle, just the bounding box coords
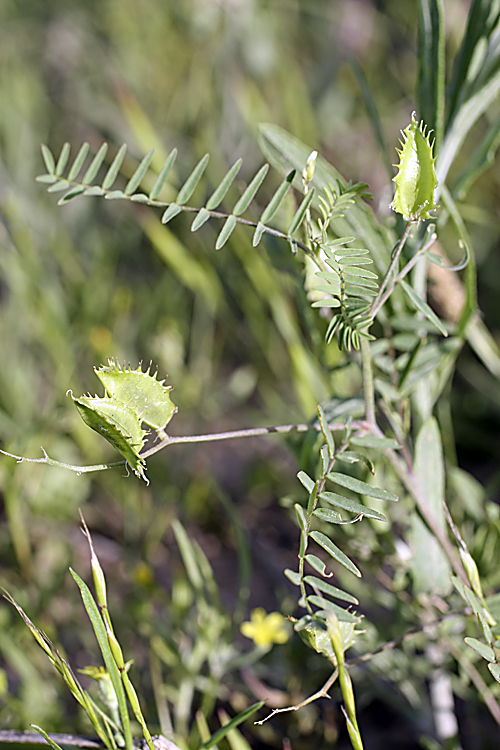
[255,669,339,725]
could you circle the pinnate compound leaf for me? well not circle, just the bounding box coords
[102,144,127,190]
[464,637,495,663]
[176,153,210,205]
[327,472,398,501]
[95,359,177,431]
[124,148,154,196]
[71,394,146,479]
[232,164,269,216]
[319,491,386,521]
[206,158,242,210]
[41,144,56,174]
[83,143,108,184]
[400,279,448,336]
[68,143,90,181]
[216,215,237,249]
[309,531,361,577]
[303,575,358,605]
[149,148,177,201]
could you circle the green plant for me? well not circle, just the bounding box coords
[4,1,500,749]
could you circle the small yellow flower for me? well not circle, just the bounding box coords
[240,608,290,648]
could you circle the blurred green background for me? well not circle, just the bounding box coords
[1,1,500,748]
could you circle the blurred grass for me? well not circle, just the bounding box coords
[1,0,500,746]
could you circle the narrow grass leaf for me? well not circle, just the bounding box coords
[216,215,237,249]
[303,575,358,604]
[124,148,154,196]
[191,207,211,232]
[172,520,203,592]
[30,726,66,750]
[41,144,55,174]
[464,637,495,662]
[252,222,266,247]
[201,702,265,749]
[149,148,177,200]
[260,170,295,224]
[55,143,71,176]
[327,472,398,501]
[68,142,90,181]
[161,203,182,224]
[206,158,242,210]
[306,596,358,622]
[83,143,108,184]
[233,164,269,216]
[70,569,132,750]
[287,189,315,235]
[320,491,386,521]
[102,144,127,190]
[400,279,448,336]
[309,531,361,577]
[176,153,210,205]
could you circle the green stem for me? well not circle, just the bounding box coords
[360,337,376,426]
[370,221,414,317]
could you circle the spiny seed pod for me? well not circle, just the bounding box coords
[390,113,438,222]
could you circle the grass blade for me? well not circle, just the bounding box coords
[417,0,445,150]
[70,569,133,750]
[201,702,265,749]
